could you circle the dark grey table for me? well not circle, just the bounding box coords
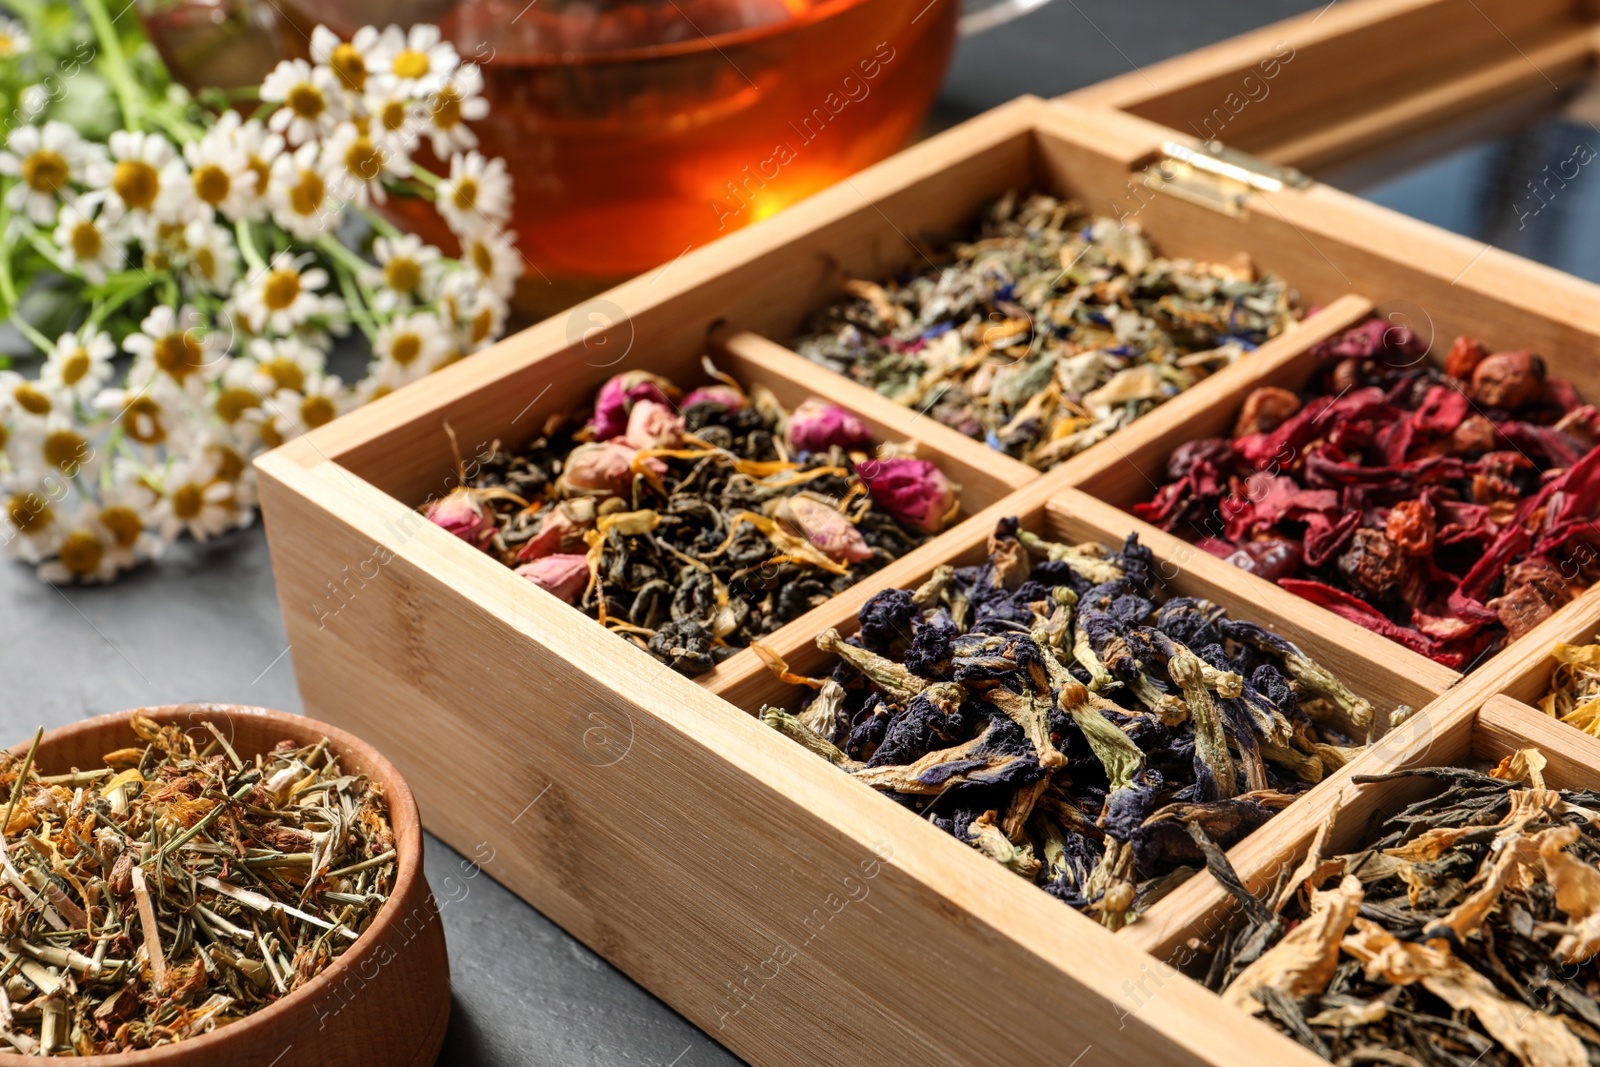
[0,3,1360,1063]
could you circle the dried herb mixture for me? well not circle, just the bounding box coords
[433,368,960,675]
[0,717,394,1056]
[1202,749,1600,1067]
[1137,318,1600,669]
[792,191,1299,470]
[757,518,1392,929]
[1540,642,1600,738]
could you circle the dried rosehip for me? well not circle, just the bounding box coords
[1330,358,1362,395]
[1471,351,1546,409]
[1384,499,1435,558]
[1234,537,1303,582]
[1443,335,1488,380]
[1447,413,1496,456]
[1336,528,1409,599]
[1233,387,1301,438]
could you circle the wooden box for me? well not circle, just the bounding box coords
[256,2,1600,1063]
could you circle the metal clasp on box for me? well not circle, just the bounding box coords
[1141,140,1313,216]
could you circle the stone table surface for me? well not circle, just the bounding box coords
[3,2,1319,1063]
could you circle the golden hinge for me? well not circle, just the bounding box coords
[1140,140,1312,216]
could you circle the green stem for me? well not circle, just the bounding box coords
[0,201,50,353]
[80,0,145,131]
[234,219,267,273]
[315,235,372,276]
[334,263,378,344]
[407,167,442,189]
[356,206,403,240]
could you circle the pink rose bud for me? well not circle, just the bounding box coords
[786,398,871,454]
[424,489,495,549]
[622,398,685,451]
[858,458,957,534]
[516,498,596,562]
[683,384,745,411]
[558,441,638,498]
[778,493,873,564]
[515,553,590,603]
[587,372,673,440]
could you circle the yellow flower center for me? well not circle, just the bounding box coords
[194,246,217,280]
[60,348,91,386]
[22,149,68,194]
[391,49,430,79]
[112,159,159,210]
[57,529,104,575]
[301,393,336,428]
[6,492,51,534]
[209,444,246,481]
[68,221,101,261]
[389,332,422,366]
[384,257,422,293]
[380,99,409,132]
[153,330,206,380]
[330,42,366,92]
[259,418,285,449]
[214,386,261,423]
[122,395,166,444]
[431,87,462,129]
[262,358,305,393]
[192,163,231,205]
[451,177,477,213]
[170,482,204,521]
[261,269,302,311]
[0,33,16,58]
[0,422,8,450]
[286,82,326,120]
[42,428,88,474]
[367,383,392,402]
[14,382,52,415]
[342,137,381,181]
[471,306,493,343]
[289,169,324,216]
[100,505,142,548]
[246,155,270,195]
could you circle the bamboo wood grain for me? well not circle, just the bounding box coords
[255,446,1327,1067]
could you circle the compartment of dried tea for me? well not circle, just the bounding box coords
[1135,317,1600,670]
[1199,748,1600,1067]
[429,367,962,675]
[791,191,1299,470]
[753,518,1392,930]
[1540,641,1600,738]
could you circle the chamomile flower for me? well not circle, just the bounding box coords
[246,336,326,394]
[2,480,66,563]
[11,412,102,483]
[225,113,285,218]
[425,64,488,156]
[39,328,116,400]
[267,143,337,240]
[0,121,101,224]
[369,233,441,310]
[364,84,426,151]
[231,253,338,335]
[87,129,186,227]
[260,59,345,146]
[458,284,509,352]
[321,120,409,207]
[96,473,165,571]
[154,452,248,542]
[266,372,346,440]
[183,217,241,294]
[369,23,459,96]
[0,370,59,424]
[0,18,31,58]
[124,304,226,394]
[458,222,522,300]
[212,357,272,430]
[93,379,189,451]
[373,311,450,386]
[36,506,120,584]
[437,150,511,234]
[183,121,259,221]
[311,24,381,95]
[52,197,127,283]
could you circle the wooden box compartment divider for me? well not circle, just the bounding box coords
[257,30,1600,1065]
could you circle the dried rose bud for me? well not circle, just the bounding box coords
[515,553,590,603]
[682,384,745,411]
[516,498,596,562]
[622,398,685,451]
[1384,499,1436,558]
[1447,413,1496,456]
[424,489,496,549]
[1443,335,1488,380]
[587,371,674,440]
[108,852,133,897]
[1337,528,1409,599]
[857,458,958,534]
[1233,387,1301,438]
[558,441,638,498]
[1330,358,1363,395]
[776,493,873,563]
[1470,351,1545,409]
[786,398,871,454]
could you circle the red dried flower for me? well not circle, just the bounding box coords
[1233,387,1301,438]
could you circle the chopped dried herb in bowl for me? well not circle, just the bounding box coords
[0,717,394,1056]
[791,191,1299,470]
[1136,318,1600,669]
[755,518,1397,930]
[431,367,961,675]
[1200,749,1600,1067]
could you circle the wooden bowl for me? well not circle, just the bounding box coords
[0,704,449,1066]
